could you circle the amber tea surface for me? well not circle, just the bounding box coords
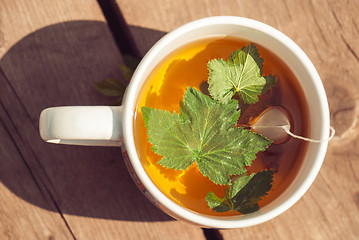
[133,37,309,216]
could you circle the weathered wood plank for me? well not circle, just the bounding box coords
[0,72,74,240]
[115,0,359,239]
[0,0,206,239]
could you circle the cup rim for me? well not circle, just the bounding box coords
[122,16,329,228]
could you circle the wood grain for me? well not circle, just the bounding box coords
[0,0,206,239]
[0,71,74,240]
[115,0,359,239]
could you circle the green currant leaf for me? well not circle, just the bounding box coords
[206,170,274,214]
[208,44,276,104]
[142,87,271,185]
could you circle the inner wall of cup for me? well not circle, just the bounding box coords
[126,19,329,225]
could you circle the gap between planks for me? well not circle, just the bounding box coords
[96,0,223,239]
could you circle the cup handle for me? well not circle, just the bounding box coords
[39,106,123,146]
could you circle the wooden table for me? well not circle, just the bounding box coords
[1,0,358,239]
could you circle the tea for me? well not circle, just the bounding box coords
[133,37,309,216]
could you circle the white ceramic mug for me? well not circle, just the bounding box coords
[39,16,330,228]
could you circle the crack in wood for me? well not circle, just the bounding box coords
[340,34,359,62]
[331,105,355,120]
[309,34,324,63]
[308,0,328,46]
[330,9,342,28]
[352,18,359,34]
[0,67,59,192]
[348,157,359,182]
[282,0,293,21]
[0,102,48,202]
[0,67,35,131]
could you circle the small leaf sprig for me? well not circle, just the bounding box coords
[206,170,274,214]
[93,55,139,105]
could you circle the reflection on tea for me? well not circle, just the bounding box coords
[134,37,309,216]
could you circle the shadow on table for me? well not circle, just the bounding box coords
[0,20,172,222]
